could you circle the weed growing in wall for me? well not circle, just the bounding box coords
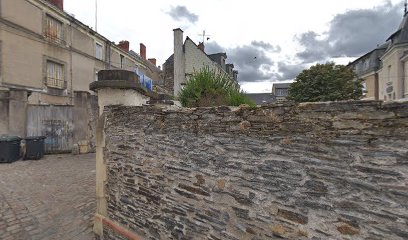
[179,67,255,107]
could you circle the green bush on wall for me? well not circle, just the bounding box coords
[179,67,255,107]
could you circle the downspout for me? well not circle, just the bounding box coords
[106,40,111,69]
[374,66,379,101]
[69,23,73,105]
[402,60,406,98]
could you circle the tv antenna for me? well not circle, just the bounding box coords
[198,30,211,43]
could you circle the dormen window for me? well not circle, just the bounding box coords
[45,15,63,43]
[95,42,103,60]
[276,88,288,97]
[120,55,124,69]
[46,61,65,89]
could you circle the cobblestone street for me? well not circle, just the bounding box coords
[0,153,96,240]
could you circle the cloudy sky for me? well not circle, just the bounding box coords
[65,0,404,92]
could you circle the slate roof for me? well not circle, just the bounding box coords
[164,54,174,65]
[246,93,276,105]
[387,13,408,46]
[272,82,291,89]
[348,43,389,76]
[208,53,227,66]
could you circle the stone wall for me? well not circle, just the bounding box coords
[101,100,408,239]
[0,91,10,134]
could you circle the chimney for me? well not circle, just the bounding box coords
[117,41,130,52]
[140,43,146,60]
[198,42,205,52]
[173,28,185,96]
[148,58,157,66]
[47,0,64,11]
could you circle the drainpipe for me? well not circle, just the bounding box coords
[69,23,74,105]
[402,61,406,98]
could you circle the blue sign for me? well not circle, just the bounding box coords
[134,68,153,91]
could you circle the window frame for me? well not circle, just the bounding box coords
[44,14,64,44]
[120,54,124,69]
[95,42,104,60]
[46,60,65,89]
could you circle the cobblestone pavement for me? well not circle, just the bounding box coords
[0,153,96,240]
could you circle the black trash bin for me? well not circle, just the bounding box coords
[24,136,46,160]
[0,136,22,163]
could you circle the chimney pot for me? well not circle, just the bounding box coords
[148,58,157,66]
[47,0,64,11]
[198,42,205,52]
[117,41,130,52]
[140,43,147,60]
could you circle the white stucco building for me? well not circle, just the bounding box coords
[162,28,239,96]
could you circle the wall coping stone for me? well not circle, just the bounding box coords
[90,70,158,99]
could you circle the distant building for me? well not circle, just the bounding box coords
[162,28,239,96]
[349,8,408,101]
[246,93,276,105]
[272,82,292,102]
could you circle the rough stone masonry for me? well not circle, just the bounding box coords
[101,100,408,239]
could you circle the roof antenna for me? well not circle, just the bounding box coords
[198,30,211,44]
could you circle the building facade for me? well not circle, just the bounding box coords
[272,82,292,102]
[0,0,161,152]
[162,28,239,96]
[348,44,388,100]
[350,10,408,101]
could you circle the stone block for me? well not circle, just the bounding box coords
[79,145,89,154]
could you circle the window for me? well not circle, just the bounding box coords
[46,61,65,89]
[275,88,288,97]
[45,15,63,43]
[387,65,391,82]
[95,42,103,60]
[120,55,124,69]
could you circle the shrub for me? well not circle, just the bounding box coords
[287,63,363,102]
[179,67,255,107]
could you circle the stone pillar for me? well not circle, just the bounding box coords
[173,28,185,97]
[90,70,152,115]
[89,70,154,238]
[0,90,9,135]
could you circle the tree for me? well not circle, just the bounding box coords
[287,63,363,102]
[179,67,255,107]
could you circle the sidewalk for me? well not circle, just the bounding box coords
[0,153,96,240]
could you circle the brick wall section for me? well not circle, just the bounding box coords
[103,100,408,239]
